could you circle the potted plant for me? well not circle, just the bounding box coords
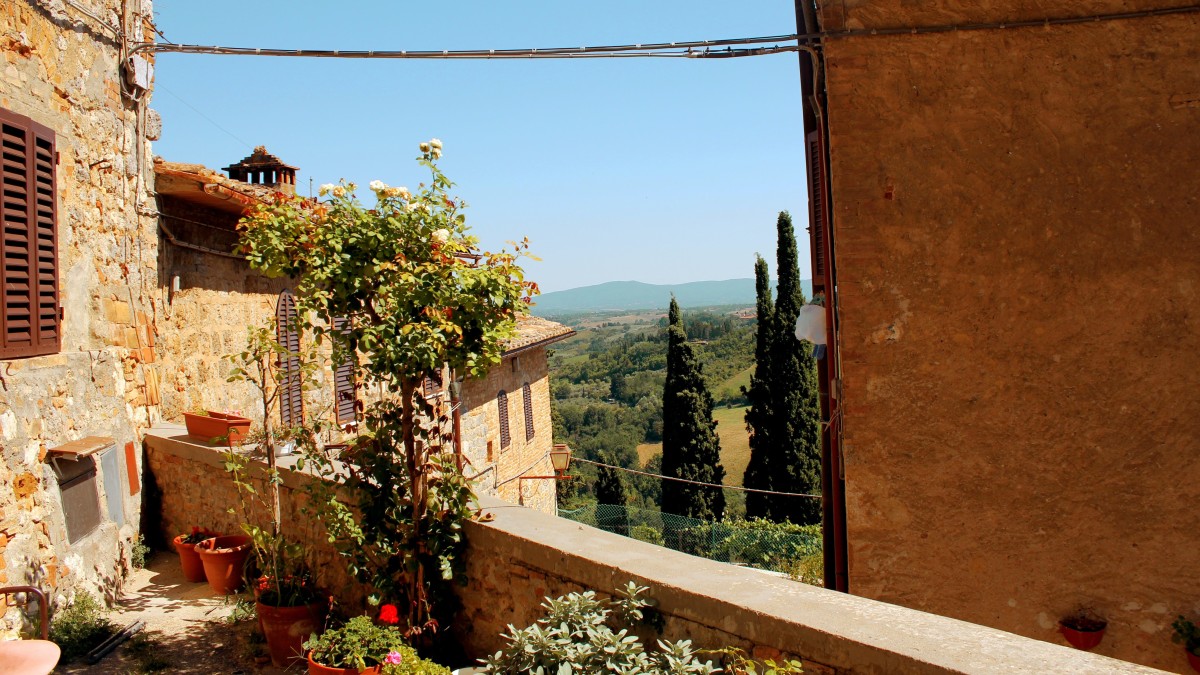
[183,410,253,445]
[223,323,327,667]
[195,534,252,595]
[1173,615,1200,672]
[172,526,218,583]
[381,646,452,674]
[1059,608,1107,651]
[303,613,407,675]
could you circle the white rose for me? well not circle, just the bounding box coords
[318,183,335,196]
[419,142,430,153]
[369,180,387,193]
[432,229,449,244]
[332,186,346,198]
[430,138,443,150]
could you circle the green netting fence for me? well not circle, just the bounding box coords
[558,503,821,576]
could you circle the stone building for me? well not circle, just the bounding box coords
[0,0,160,616]
[799,0,1200,669]
[461,316,574,513]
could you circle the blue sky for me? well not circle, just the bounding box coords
[151,1,811,293]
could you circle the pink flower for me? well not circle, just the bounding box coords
[385,650,404,665]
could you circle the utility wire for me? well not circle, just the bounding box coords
[130,5,1200,62]
[572,457,822,500]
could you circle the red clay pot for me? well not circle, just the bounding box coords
[306,652,381,675]
[195,535,251,594]
[171,534,210,583]
[183,411,252,445]
[257,600,327,668]
[1059,622,1106,651]
[1187,649,1200,673]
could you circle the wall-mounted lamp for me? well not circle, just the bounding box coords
[795,304,827,359]
[518,444,573,506]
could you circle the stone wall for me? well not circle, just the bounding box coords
[0,0,158,626]
[461,348,556,513]
[143,428,1166,674]
[816,2,1200,669]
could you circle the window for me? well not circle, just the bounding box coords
[1,108,59,359]
[332,316,356,425]
[423,370,443,399]
[522,382,535,442]
[275,289,303,428]
[497,390,510,449]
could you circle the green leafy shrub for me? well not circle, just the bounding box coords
[680,519,820,572]
[1173,615,1200,655]
[631,524,665,546]
[303,615,407,670]
[483,583,717,674]
[130,534,150,569]
[381,644,453,674]
[49,592,117,662]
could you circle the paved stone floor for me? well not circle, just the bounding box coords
[55,552,289,674]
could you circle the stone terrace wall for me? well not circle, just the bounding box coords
[817,2,1200,670]
[145,427,1164,674]
[0,0,158,623]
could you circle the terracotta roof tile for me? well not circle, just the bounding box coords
[504,315,574,355]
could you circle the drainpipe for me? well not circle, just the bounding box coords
[450,370,465,473]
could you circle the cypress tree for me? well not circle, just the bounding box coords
[742,255,776,520]
[660,297,726,521]
[594,454,626,506]
[769,211,823,525]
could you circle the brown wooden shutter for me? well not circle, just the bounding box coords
[332,316,356,424]
[275,289,303,428]
[805,129,827,281]
[1,108,59,359]
[422,370,442,399]
[522,382,534,442]
[497,390,510,449]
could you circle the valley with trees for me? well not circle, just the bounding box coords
[546,212,825,578]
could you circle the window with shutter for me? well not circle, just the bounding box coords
[522,382,535,442]
[497,390,510,449]
[1,108,59,359]
[423,370,443,399]
[275,289,303,428]
[332,316,356,425]
[806,129,828,281]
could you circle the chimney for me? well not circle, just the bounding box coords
[223,146,298,195]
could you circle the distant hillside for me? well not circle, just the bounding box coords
[532,279,814,315]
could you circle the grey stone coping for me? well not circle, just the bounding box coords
[467,495,1169,675]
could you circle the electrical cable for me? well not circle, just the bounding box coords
[572,457,822,500]
[128,4,1200,62]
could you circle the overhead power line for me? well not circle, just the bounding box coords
[571,457,822,500]
[130,34,801,60]
[129,4,1200,62]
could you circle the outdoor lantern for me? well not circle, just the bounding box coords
[550,445,572,475]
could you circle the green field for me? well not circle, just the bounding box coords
[636,404,750,487]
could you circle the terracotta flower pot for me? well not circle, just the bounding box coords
[195,535,252,594]
[306,652,381,675]
[257,599,327,668]
[1059,621,1106,651]
[183,411,252,445]
[171,534,211,583]
[1187,649,1200,673]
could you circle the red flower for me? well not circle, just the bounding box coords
[378,604,400,625]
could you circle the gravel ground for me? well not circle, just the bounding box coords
[54,552,289,675]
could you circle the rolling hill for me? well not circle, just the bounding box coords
[532,278,813,316]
